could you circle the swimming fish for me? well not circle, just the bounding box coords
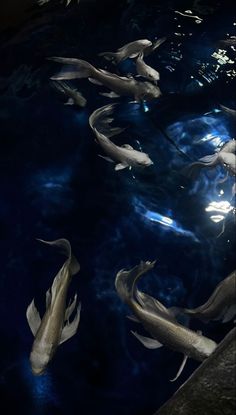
[89,103,153,170]
[26,239,81,375]
[135,53,160,84]
[52,81,87,107]
[49,57,162,102]
[220,104,236,118]
[219,37,236,46]
[98,39,152,63]
[115,261,217,380]
[183,139,236,179]
[171,271,236,324]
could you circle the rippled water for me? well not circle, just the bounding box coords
[0,1,235,414]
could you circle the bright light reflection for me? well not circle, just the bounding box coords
[205,200,233,214]
[210,215,225,223]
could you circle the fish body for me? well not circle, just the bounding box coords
[52,81,87,107]
[98,39,152,63]
[178,271,236,323]
[136,53,160,83]
[184,139,236,179]
[89,104,153,170]
[26,239,81,375]
[115,261,217,362]
[50,57,161,102]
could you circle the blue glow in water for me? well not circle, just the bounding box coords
[21,358,58,406]
[167,114,231,153]
[142,102,150,112]
[133,198,199,242]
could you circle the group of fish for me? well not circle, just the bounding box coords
[49,38,236,180]
[26,38,236,378]
[26,238,236,380]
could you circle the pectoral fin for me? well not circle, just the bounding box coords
[115,163,128,171]
[131,331,163,349]
[88,77,103,86]
[64,98,74,106]
[98,154,114,163]
[170,354,188,382]
[60,303,81,345]
[26,299,41,337]
[64,293,78,322]
[99,91,120,98]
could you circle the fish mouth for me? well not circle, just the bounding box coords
[31,366,45,376]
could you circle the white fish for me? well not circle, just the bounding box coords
[26,239,81,375]
[49,57,162,102]
[184,139,236,179]
[115,261,217,381]
[135,53,160,84]
[172,271,236,323]
[89,103,153,171]
[98,39,152,63]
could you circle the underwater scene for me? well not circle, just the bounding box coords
[0,0,235,414]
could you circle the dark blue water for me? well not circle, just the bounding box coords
[0,1,235,414]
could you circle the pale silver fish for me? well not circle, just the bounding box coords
[98,39,152,63]
[38,0,79,6]
[219,37,236,46]
[26,239,81,375]
[49,57,161,102]
[172,271,236,323]
[184,139,236,179]
[115,261,217,380]
[135,53,160,84]
[89,103,153,171]
[52,81,87,107]
[220,104,236,118]
[143,37,167,56]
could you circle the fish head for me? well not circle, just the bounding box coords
[139,39,152,47]
[134,151,154,168]
[142,82,162,100]
[30,348,51,376]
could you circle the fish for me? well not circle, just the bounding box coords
[115,261,217,380]
[89,103,153,171]
[49,57,162,102]
[38,0,80,6]
[98,39,152,63]
[52,81,87,107]
[26,239,81,375]
[171,271,236,324]
[143,37,167,56]
[220,104,236,118]
[135,53,160,84]
[183,139,236,179]
[219,37,236,46]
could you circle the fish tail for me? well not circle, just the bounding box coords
[115,261,156,305]
[182,153,219,179]
[37,238,80,275]
[49,57,95,80]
